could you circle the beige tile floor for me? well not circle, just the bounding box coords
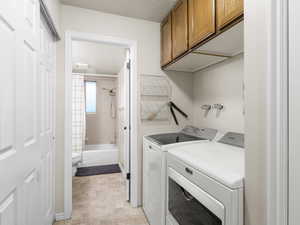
[54,173,149,225]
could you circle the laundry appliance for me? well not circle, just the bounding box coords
[143,126,218,225]
[166,132,245,225]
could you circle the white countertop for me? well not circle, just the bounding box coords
[168,142,245,189]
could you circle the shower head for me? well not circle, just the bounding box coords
[102,88,116,96]
[109,89,116,96]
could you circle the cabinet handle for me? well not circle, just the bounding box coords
[185,167,193,175]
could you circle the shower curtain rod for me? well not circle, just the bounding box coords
[72,72,118,79]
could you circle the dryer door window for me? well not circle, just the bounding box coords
[168,177,222,225]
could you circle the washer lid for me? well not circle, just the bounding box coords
[168,142,245,189]
[147,133,205,145]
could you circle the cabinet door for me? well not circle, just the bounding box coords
[172,0,188,59]
[161,14,172,66]
[217,0,243,29]
[188,0,215,48]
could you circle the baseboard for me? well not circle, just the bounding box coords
[55,212,65,221]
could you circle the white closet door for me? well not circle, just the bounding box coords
[39,15,56,225]
[0,0,53,224]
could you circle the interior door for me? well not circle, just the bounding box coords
[0,0,42,224]
[188,0,215,48]
[172,0,188,59]
[118,49,131,201]
[39,14,56,225]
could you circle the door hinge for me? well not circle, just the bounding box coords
[126,60,131,70]
[126,173,131,180]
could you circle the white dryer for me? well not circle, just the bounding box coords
[143,126,218,225]
[166,132,245,225]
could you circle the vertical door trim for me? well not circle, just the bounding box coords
[39,9,57,224]
[288,0,300,224]
[265,0,289,224]
[64,31,139,219]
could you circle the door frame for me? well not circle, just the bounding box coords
[254,0,289,224]
[288,0,300,224]
[64,31,139,219]
[245,0,289,224]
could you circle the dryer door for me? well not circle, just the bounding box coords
[167,168,225,225]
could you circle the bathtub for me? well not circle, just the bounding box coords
[78,144,118,168]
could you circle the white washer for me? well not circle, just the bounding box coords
[143,126,218,225]
[166,132,245,225]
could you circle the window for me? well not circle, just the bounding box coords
[85,81,96,113]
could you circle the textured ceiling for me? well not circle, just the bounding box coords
[61,0,177,22]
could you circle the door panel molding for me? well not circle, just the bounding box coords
[0,0,56,224]
[0,190,17,225]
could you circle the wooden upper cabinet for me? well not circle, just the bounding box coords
[172,0,188,59]
[161,14,172,66]
[188,0,215,48]
[217,0,243,29]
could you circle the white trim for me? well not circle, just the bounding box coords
[55,212,65,221]
[265,0,289,224]
[288,0,300,224]
[64,31,139,219]
[52,40,57,225]
[64,31,72,219]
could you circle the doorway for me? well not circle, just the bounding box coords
[64,31,139,219]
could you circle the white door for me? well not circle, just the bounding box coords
[118,50,131,201]
[0,0,55,224]
[0,0,40,224]
[39,15,56,225]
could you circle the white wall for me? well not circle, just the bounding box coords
[56,5,193,213]
[192,54,244,133]
[244,0,269,224]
